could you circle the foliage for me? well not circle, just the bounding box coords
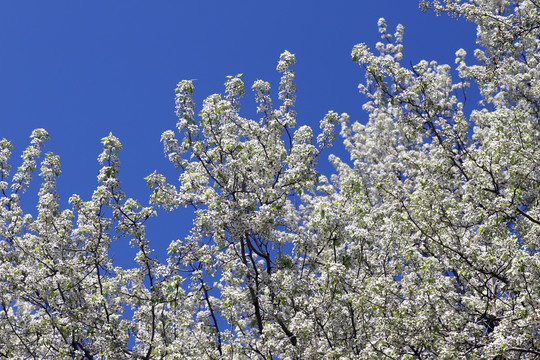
[1,0,540,358]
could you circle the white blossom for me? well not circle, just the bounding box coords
[2,1,540,358]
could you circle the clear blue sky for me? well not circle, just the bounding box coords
[0,1,477,264]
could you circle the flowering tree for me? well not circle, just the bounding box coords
[1,0,540,358]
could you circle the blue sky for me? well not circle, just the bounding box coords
[1,1,477,264]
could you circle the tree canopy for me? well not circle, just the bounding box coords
[1,0,540,358]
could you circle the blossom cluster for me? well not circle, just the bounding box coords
[1,1,540,358]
